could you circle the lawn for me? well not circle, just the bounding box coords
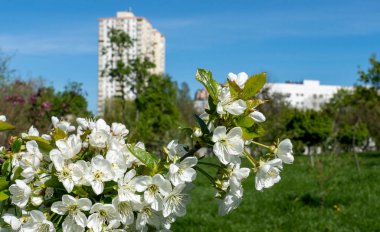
[172,152,380,232]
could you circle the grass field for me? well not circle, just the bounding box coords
[172,152,380,232]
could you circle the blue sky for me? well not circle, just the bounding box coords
[1,0,380,114]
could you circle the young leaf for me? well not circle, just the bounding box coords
[52,128,67,141]
[11,138,23,153]
[193,114,210,135]
[241,72,266,100]
[227,79,241,99]
[196,69,220,101]
[0,191,9,201]
[127,145,159,170]
[1,159,11,176]
[208,96,217,113]
[241,124,266,140]
[0,177,9,191]
[72,186,89,198]
[0,121,15,132]
[246,99,267,110]
[237,116,255,128]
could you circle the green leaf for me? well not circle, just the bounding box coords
[72,186,89,198]
[0,177,9,191]
[52,128,67,141]
[1,159,11,176]
[11,138,23,153]
[246,99,267,109]
[208,95,217,113]
[24,136,53,152]
[193,114,210,135]
[179,127,194,138]
[242,124,266,140]
[127,145,159,170]
[227,79,241,99]
[44,175,64,189]
[11,167,22,181]
[0,190,9,201]
[241,72,266,100]
[0,121,15,132]
[195,69,220,101]
[237,116,255,128]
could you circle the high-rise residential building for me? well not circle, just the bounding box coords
[97,11,165,115]
[193,79,352,113]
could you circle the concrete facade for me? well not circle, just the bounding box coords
[98,11,165,115]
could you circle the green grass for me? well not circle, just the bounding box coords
[172,153,380,232]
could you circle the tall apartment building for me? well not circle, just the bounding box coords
[194,80,351,113]
[97,11,165,115]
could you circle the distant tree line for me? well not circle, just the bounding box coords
[257,54,380,155]
[0,51,92,144]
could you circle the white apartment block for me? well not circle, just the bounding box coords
[267,80,351,110]
[194,80,351,112]
[98,11,165,115]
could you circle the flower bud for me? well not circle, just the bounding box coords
[193,128,203,137]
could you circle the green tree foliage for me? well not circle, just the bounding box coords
[176,82,195,127]
[0,53,92,143]
[358,54,380,90]
[133,74,180,151]
[257,87,292,143]
[285,109,332,154]
[101,29,191,151]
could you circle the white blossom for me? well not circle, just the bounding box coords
[111,122,129,137]
[72,160,91,186]
[106,149,128,181]
[249,111,266,123]
[9,180,31,208]
[218,187,243,216]
[227,72,248,89]
[112,197,135,225]
[134,174,172,211]
[51,194,92,229]
[276,139,294,164]
[134,201,161,231]
[168,157,197,186]
[55,134,82,159]
[167,140,187,160]
[0,115,6,121]
[21,126,39,138]
[212,126,244,164]
[87,155,114,195]
[255,158,283,191]
[23,210,55,232]
[50,150,76,193]
[216,87,246,115]
[163,184,189,217]
[87,203,120,232]
[62,216,86,232]
[117,169,141,203]
[2,213,22,230]
[52,116,75,133]
[228,163,250,192]
[89,119,111,149]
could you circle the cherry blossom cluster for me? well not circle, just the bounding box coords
[0,69,294,231]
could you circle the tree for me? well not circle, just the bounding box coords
[285,109,332,166]
[358,54,380,90]
[131,74,180,151]
[176,82,195,127]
